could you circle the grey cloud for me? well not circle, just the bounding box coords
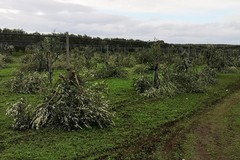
[0,0,240,44]
[0,0,93,14]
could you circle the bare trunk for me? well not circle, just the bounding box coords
[66,32,70,68]
[105,45,109,74]
[48,52,53,85]
[153,62,160,89]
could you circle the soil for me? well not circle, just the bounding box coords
[111,89,240,160]
[186,90,240,160]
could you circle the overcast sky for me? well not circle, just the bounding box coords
[0,0,240,44]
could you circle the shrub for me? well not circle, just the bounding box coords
[79,67,95,81]
[133,75,152,93]
[112,67,129,78]
[0,54,13,67]
[140,80,177,98]
[3,56,13,63]
[94,64,128,79]
[197,67,217,85]
[6,98,31,130]
[21,37,62,72]
[53,59,68,70]
[158,81,177,96]
[0,54,13,64]
[133,64,150,74]
[133,67,178,98]
[170,72,206,93]
[0,54,5,68]
[121,55,137,67]
[141,87,159,98]
[223,66,239,73]
[89,81,108,94]
[93,64,107,79]
[20,52,48,72]
[10,71,48,94]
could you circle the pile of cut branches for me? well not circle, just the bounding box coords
[7,70,114,131]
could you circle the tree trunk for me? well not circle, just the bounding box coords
[153,62,160,89]
[66,32,70,68]
[48,52,53,85]
[105,45,109,74]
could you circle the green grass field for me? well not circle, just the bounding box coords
[0,57,240,159]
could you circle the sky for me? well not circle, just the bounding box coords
[0,0,240,44]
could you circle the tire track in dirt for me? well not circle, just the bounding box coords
[188,90,240,160]
[110,84,240,160]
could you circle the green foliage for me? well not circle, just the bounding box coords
[133,75,152,93]
[169,52,215,93]
[21,46,47,72]
[170,66,217,93]
[6,72,114,131]
[134,66,178,97]
[79,67,95,81]
[31,76,114,130]
[1,54,13,63]
[206,49,235,72]
[10,71,48,94]
[3,55,13,63]
[134,62,217,97]
[2,50,240,159]
[138,77,177,98]
[137,49,153,64]
[0,54,6,68]
[170,72,206,93]
[110,67,129,78]
[93,64,107,79]
[20,51,47,72]
[133,64,150,74]
[90,52,104,66]
[197,67,217,85]
[94,64,128,79]
[120,54,137,67]
[223,66,239,73]
[89,81,108,94]
[0,54,13,68]
[82,47,95,69]
[6,98,31,130]
[1,44,15,54]
[158,80,177,97]
[71,49,88,69]
[21,37,62,72]
[140,87,159,98]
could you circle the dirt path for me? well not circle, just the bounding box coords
[181,90,240,160]
[112,89,240,160]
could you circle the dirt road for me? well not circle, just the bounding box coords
[181,90,240,160]
[113,89,240,160]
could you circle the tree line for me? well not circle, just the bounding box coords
[0,28,152,52]
[0,28,240,55]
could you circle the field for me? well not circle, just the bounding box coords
[0,48,240,160]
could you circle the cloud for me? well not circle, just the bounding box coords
[0,8,20,14]
[0,0,240,44]
[54,0,240,14]
[34,12,46,16]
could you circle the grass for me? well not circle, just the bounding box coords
[180,89,240,160]
[0,57,240,159]
[223,102,240,159]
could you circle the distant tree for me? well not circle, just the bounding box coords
[149,41,165,88]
